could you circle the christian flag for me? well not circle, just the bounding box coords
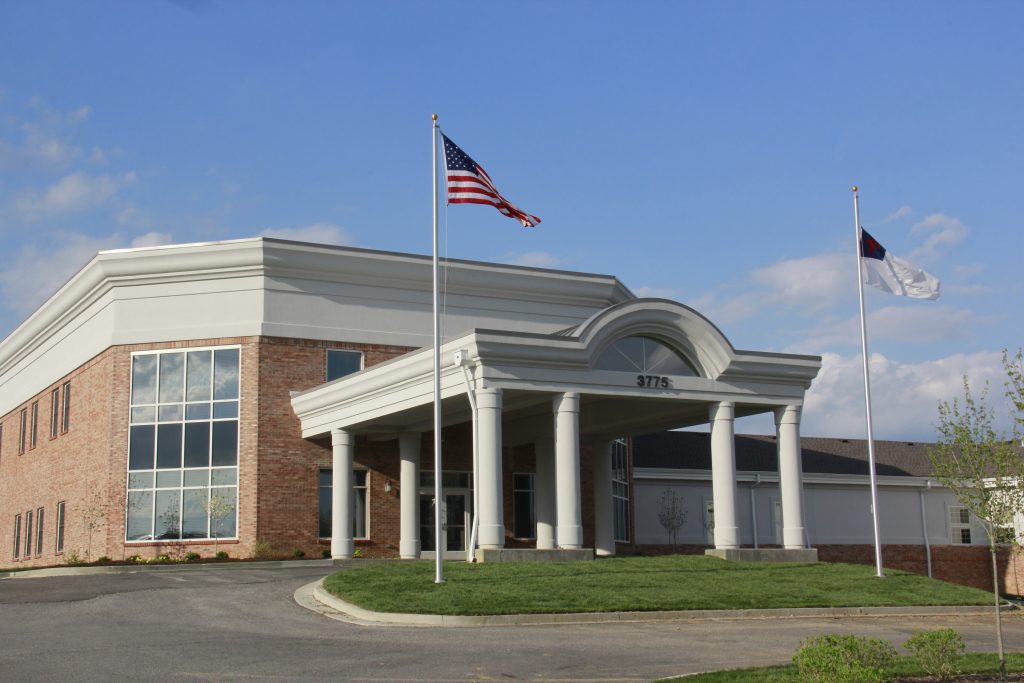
[860,227,940,299]
[442,133,541,228]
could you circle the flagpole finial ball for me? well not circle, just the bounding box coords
[851,185,858,192]
[432,114,438,121]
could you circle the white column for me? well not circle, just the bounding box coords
[554,392,583,549]
[709,402,739,549]
[477,388,505,549]
[534,438,556,550]
[775,405,807,549]
[592,438,615,557]
[331,428,355,559]
[398,433,421,559]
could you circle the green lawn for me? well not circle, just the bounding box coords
[657,653,1024,682]
[321,555,995,616]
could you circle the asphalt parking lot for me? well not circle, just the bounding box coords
[2,564,1024,682]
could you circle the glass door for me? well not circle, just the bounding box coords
[419,490,471,552]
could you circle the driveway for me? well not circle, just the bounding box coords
[1,564,1022,682]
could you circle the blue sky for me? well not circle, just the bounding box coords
[1,1,1021,440]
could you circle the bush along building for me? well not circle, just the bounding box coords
[1,238,1018,592]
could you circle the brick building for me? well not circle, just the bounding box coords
[0,238,1017,593]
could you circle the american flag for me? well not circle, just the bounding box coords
[442,133,540,228]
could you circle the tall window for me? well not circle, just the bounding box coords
[61,382,71,433]
[612,439,630,542]
[18,408,26,454]
[50,389,60,438]
[30,401,38,449]
[35,507,44,555]
[950,506,972,544]
[12,514,21,559]
[56,502,66,553]
[126,347,240,542]
[24,510,33,556]
[318,469,368,539]
[326,350,363,382]
[513,473,536,539]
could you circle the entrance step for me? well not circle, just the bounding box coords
[476,548,595,563]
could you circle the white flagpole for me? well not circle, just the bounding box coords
[432,114,444,584]
[853,185,885,579]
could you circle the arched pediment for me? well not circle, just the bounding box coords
[573,299,737,379]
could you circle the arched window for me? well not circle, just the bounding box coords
[594,336,698,376]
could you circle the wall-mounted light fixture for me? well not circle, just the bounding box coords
[384,479,393,493]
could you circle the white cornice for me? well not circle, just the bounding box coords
[635,467,938,489]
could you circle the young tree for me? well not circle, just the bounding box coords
[928,377,1024,680]
[205,493,235,554]
[656,488,688,545]
[1005,348,1023,435]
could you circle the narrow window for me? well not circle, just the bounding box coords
[0,423,4,461]
[19,409,26,454]
[612,439,631,543]
[513,473,536,539]
[35,507,44,555]
[56,502,65,553]
[51,389,60,438]
[318,469,368,539]
[24,510,33,557]
[12,514,21,559]
[61,382,71,433]
[950,506,972,544]
[30,401,39,449]
[326,349,363,382]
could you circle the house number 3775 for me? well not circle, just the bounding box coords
[636,375,670,389]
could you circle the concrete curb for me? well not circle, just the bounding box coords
[307,578,1014,628]
[0,558,381,580]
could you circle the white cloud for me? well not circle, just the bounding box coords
[801,350,1012,441]
[504,251,564,269]
[908,213,968,262]
[0,230,173,316]
[883,205,913,223]
[13,171,131,220]
[259,222,353,246]
[786,305,986,354]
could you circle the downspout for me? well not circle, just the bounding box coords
[749,474,761,549]
[920,480,933,578]
[454,350,480,562]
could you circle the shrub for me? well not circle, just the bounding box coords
[185,551,200,562]
[126,554,142,564]
[292,548,305,558]
[152,554,172,564]
[353,547,363,558]
[96,556,111,564]
[251,539,272,560]
[63,550,83,566]
[215,551,229,560]
[792,634,897,683]
[904,629,965,681]
[321,549,331,559]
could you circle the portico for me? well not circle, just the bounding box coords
[291,299,821,561]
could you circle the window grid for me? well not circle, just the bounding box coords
[12,514,21,559]
[56,501,65,553]
[950,506,972,545]
[126,347,240,543]
[612,439,630,543]
[50,389,60,438]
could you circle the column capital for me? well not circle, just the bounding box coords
[331,428,354,447]
[774,404,802,426]
[553,392,580,414]
[709,401,734,423]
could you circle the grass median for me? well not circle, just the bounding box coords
[321,555,994,616]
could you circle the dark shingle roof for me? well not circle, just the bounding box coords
[632,432,948,477]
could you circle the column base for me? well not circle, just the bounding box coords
[557,526,583,549]
[713,526,740,549]
[783,527,806,549]
[705,548,818,563]
[478,524,505,549]
[595,547,615,557]
[399,540,421,559]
